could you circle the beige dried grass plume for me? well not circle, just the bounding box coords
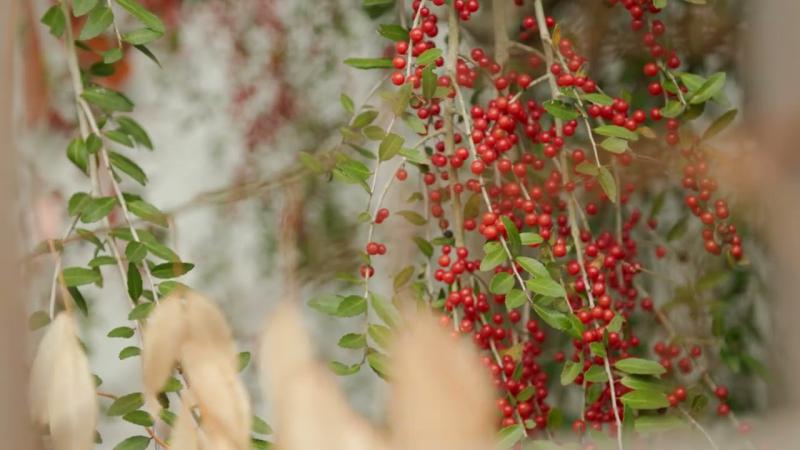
[142,289,251,450]
[259,302,495,450]
[29,312,97,450]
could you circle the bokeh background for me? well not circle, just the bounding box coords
[3,0,800,448]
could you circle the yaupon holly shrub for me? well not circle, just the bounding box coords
[29,0,764,449]
[305,0,760,447]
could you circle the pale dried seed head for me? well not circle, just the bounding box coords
[183,342,251,450]
[30,313,97,450]
[142,290,251,450]
[259,302,388,450]
[389,311,495,450]
[142,295,187,401]
[170,401,200,450]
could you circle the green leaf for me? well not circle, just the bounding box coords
[122,28,163,45]
[396,210,426,225]
[600,137,628,154]
[63,267,102,286]
[689,72,726,104]
[338,333,366,349]
[329,361,362,376]
[501,216,521,256]
[366,350,390,379]
[370,293,400,328]
[69,287,90,316]
[398,147,426,164]
[125,241,148,263]
[415,48,442,66]
[703,109,737,140]
[589,342,606,358]
[584,365,608,383]
[109,151,148,185]
[116,0,166,33]
[533,303,572,333]
[496,424,525,449]
[159,409,177,426]
[339,94,356,115]
[635,415,687,433]
[127,263,143,301]
[28,311,51,330]
[526,277,566,298]
[505,289,527,310]
[379,133,405,161]
[82,87,134,112]
[336,295,367,317]
[102,49,124,65]
[401,113,427,135]
[620,390,670,410]
[108,392,144,416]
[363,125,385,141]
[520,232,543,246]
[128,302,154,320]
[661,100,684,118]
[575,161,599,176]
[517,386,535,402]
[667,215,689,241]
[620,375,670,393]
[412,236,433,258]
[368,324,391,349]
[597,166,617,203]
[157,281,186,296]
[108,326,135,338]
[237,351,251,372]
[151,262,194,279]
[344,57,393,69]
[615,358,666,375]
[308,294,343,315]
[653,0,667,8]
[133,44,161,67]
[377,23,408,41]
[462,193,482,220]
[607,314,624,333]
[163,376,182,392]
[583,92,614,106]
[516,256,548,278]
[594,125,639,141]
[119,346,141,359]
[490,272,515,294]
[480,241,507,272]
[85,133,102,154]
[80,196,117,223]
[127,199,168,227]
[352,110,379,128]
[72,0,97,17]
[543,100,579,120]
[393,265,414,292]
[122,410,154,427]
[252,416,273,435]
[67,192,92,216]
[67,138,89,175]
[113,435,150,450]
[105,130,134,148]
[561,361,583,386]
[79,6,114,40]
[422,65,436,100]
[115,116,153,149]
[41,5,66,37]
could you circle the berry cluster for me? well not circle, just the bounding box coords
[343,0,749,442]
